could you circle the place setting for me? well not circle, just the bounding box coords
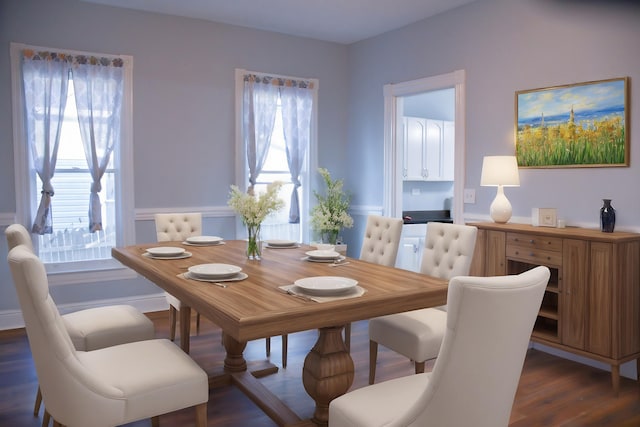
[181,235,226,246]
[301,245,347,264]
[264,239,300,249]
[179,263,247,287]
[143,246,192,260]
[279,276,365,302]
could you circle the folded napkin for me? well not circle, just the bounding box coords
[279,284,365,303]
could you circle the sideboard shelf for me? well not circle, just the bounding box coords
[468,222,640,395]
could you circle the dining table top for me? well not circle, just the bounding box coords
[111,240,448,343]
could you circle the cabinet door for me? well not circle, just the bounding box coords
[397,236,423,272]
[403,117,426,180]
[485,230,506,276]
[588,242,613,357]
[441,121,455,181]
[562,239,588,350]
[424,120,443,180]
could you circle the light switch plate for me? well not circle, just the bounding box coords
[463,188,475,204]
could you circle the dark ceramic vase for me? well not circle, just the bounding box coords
[600,199,616,233]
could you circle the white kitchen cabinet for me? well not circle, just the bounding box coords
[395,223,427,272]
[402,117,454,182]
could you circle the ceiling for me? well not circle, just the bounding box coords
[79,0,478,44]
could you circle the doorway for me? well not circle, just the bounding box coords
[383,70,466,223]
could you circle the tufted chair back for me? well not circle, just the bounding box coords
[420,222,477,280]
[154,213,202,242]
[359,215,404,267]
[5,223,35,252]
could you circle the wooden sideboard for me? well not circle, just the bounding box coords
[468,222,640,395]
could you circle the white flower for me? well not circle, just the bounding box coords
[310,168,353,233]
[228,182,285,226]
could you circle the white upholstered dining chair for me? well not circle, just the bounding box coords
[8,245,209,427]
[154,213,203,344]
[330,266,550,427]
[344,215,404,351]
[368,222,477,383]
[5,224,156,424]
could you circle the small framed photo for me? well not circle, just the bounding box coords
[532,208,557,227]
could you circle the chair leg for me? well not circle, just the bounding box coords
[195,402,207,427]
[265,337,271,356]
[151,415,159,427]
[282,334,288,368]
[34,386,42,416]
[369,340,378,385]
[415,360,426,374]
[195,312,201,335]
[169,306,177,341]
[344,323,351,352]
[42,409,51,427]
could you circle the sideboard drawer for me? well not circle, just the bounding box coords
[506,245,563,266]
[507,232,563,252]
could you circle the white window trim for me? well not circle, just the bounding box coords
[10,42,136,285]
[234,68,318,243]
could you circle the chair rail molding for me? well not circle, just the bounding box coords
[135,205,234,221]
[0,212,17,228]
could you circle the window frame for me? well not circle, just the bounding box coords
[10,42,136,285]
[234,68,318,243]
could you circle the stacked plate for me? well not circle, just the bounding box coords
[265,239,299,249]
[184,235,224,246]
[186,263,244,282]
[294,276,358,296]
[304,249,344,263]
[145,247,191,259]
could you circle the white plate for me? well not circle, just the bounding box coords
[188,263,242,279]
[185,271,248,283]
[144,251,192,260]
[146,247,186,257]
[294,276,358,296]
[265,239,297,247]
[304,255,346,263]
[305,250,341,260]
[185,235,223,245]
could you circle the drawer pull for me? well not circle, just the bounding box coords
[530,239,535,243]
[530,252,535,257]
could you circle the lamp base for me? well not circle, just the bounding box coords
[490,186,512,223]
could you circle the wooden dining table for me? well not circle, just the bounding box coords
[111,240,448,426]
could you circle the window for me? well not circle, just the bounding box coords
[10,43,135,282]
[235,69,318,243]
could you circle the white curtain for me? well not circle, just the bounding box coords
[21,52,70,234]
[243,75,279,194]
[281,84,313,223]
[73,60,124,232]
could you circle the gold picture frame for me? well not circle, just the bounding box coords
[515,77,629,168]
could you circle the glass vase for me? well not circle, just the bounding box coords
[322,230,339,245]
[600,199,616,233]
[246,223,262,260]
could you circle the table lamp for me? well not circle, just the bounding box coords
[480,155,520,223]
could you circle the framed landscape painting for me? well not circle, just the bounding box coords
[515,77,629,168]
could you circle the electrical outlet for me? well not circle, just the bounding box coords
[411,188,420,196]
[463,188,476,204]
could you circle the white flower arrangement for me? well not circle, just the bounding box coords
[228,182,285,226]
[310,168,353,243]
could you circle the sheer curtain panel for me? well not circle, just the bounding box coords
[281,83,313,223]
[73,58,124,232]
[21,50,70,234]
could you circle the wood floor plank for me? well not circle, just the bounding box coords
[1,311,638,426]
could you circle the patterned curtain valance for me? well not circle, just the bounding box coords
[22,49,125,68]
[243,73,315,90]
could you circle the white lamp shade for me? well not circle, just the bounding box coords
[481,156,520,223]
[480,156,520,187]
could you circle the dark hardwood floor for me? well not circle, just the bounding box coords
[1,311,639,426]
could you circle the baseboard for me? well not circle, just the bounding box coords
[0,293,168,331]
